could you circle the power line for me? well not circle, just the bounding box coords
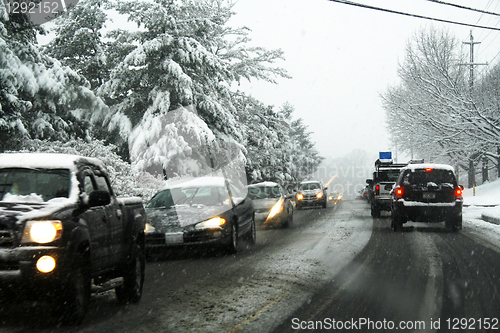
[425,0,500,17]
[327,0,500,31]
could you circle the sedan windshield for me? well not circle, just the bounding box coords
[0,168,71,203]
[248,186,282,199]
[299,183,320,190]
[147,186,229,208]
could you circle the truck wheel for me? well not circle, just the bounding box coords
[246,215,256,245]
[56,258,91,325]
[224,222,238,254]
[116,244,145,304]
[371,203,380,218]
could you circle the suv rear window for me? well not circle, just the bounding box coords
[401,169,456,186]
[376,171,401,182]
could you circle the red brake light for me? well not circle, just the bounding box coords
[456,188,462,197]
[396,188,403,196]
[425,168,432,172]
[375,184,380,195]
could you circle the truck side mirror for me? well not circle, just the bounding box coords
[88,190,111,207]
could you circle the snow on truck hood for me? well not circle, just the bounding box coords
[0,200,77,225]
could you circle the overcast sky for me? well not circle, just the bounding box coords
[228,0,500,161]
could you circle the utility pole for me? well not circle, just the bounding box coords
[462,30,488,188]
[462,30,488,91]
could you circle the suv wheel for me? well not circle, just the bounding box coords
[116,243,145,303]
[445,216,462,232]
[391,209,404,231]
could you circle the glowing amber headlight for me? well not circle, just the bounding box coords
[316,192,323,199]
[37,256,56,273]
[296,193,304,201]
[195,217,226,229]
[145,223,156,233]
[267,198,284,220]
[22,220,63,244]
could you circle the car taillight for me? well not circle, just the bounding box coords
[455,188,463,198]
[394,187,403,198]
[375,185,380,195]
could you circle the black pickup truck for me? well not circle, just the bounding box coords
[0,153,146,325]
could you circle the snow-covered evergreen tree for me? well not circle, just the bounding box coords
[0,4,109,152]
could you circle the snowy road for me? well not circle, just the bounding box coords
[1,200,499,332]
[275,208,500,333]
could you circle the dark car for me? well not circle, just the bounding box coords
[145,177,255,255]
[390,164,463,231]
[295,181,328,209]
[247,182,293,228]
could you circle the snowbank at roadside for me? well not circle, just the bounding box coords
[463,178,500,225]
[462,179,500,248]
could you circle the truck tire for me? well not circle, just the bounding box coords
[116,243,145,304]
[371,202,380,218]
[56,256,91,325]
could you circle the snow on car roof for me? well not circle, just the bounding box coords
[300,180,321,184]
[247,181,279,188]
[402,163,455,172]
[165,176,227,189]
[0,153,104,171]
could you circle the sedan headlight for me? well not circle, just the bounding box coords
[22,220,63,244]
[195,217,226,229]
[267,198,284,220]
[316,192,323,199]
[296,193,304,201]
[145,223,156,233]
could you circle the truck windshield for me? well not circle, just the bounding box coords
[0,168,71,203]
